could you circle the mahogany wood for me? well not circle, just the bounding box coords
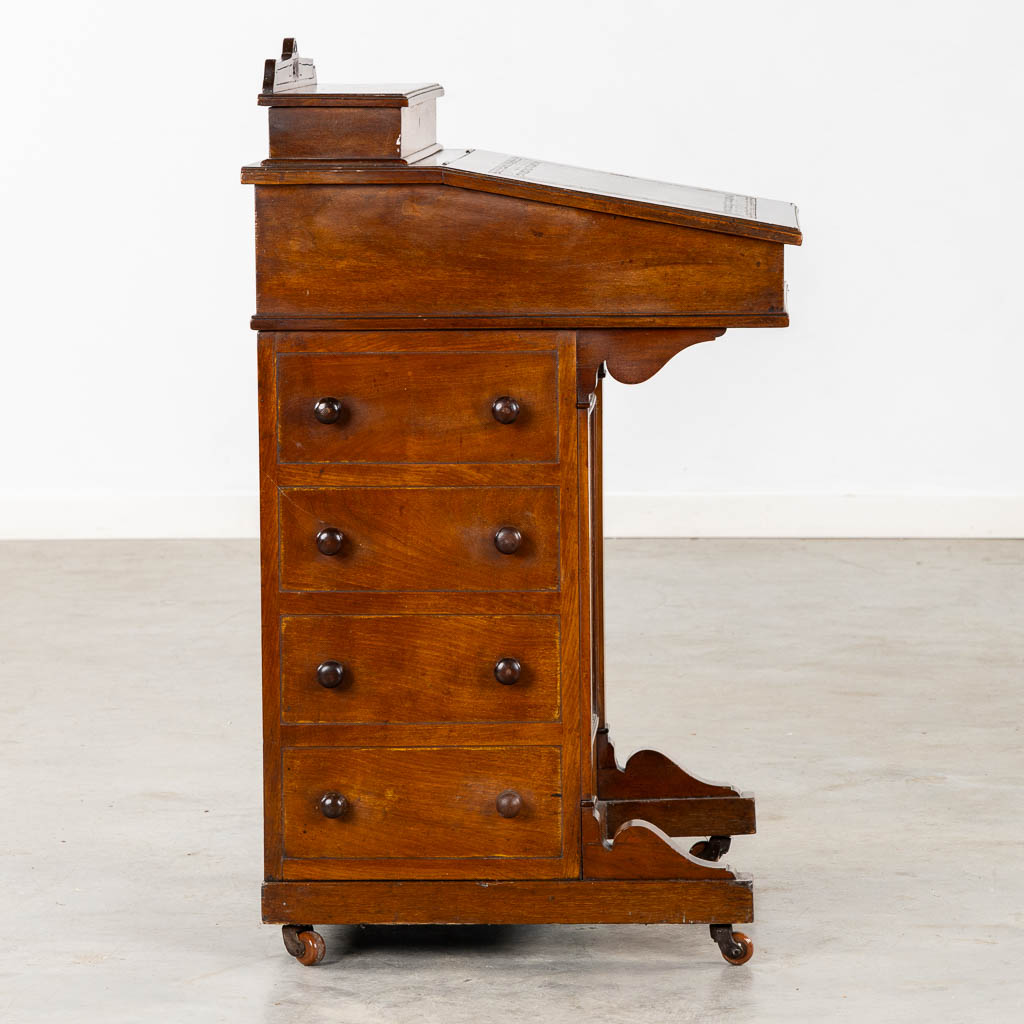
[268,104,438,162]
[581,805,735,881]
[603,796,757,837]
[246,45,799,957]
[280,722,562,748]
[276,350,559,464]
[243,162,799,246]
[280,614,561,723]
[596,731,742,800]
[262,878,754,925]
[282,745,563,859]
[577,328,725,401]
[278,486,560,593]
[254,186,785,319]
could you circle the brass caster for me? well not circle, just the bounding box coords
[710,923,753,965]
[689,835,732,861]
[282,924,326,965]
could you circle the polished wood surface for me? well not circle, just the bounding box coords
[246,41,799,960]
[262,878,753,925]
[276,350,558,464]
[280,614,561,723]
[278,486,561,592]
[267,106,438,162]
[254,186,784,319]
[282,745,563,859]
[581,806,734,881]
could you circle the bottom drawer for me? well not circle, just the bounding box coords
[282,746,563,860]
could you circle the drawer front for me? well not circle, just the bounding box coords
[282,746,563,859]
[277,351,558,464]
[279,487,560,592]
[281,615,561,723]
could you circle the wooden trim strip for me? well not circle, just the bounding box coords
[262,878,754,925]
[280,722,563,746]
[251,313,789,331]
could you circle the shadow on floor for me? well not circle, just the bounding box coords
[330,923,534,955]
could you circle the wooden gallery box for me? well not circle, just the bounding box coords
[242,40,802,967]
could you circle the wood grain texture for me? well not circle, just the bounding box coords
[243,160,799,246]
[280,853,568,881]
[280,721,562,748]
[581,805,736,881]
[254,185,785,319]
[603,796,756,837]
[276,350,558,464]
[577,328,725,401]
[246,57,794,926]
[280,614,561,723]
[282,745,563,860]
[553,334,583,875]
[267,105,439,162]
[258,336,285,879]
[278,486,560,592]
[277,589,562,617]
[262,878,754,925]
[276,462,560,489]
[269,107,403,160]
[596,731,743,799]
[271,329,565,354]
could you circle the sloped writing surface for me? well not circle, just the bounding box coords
[443,150,799,230]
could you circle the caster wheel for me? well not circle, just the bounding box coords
[720,931,753,965]
[282,924,326,965]
[709,924,753,966]
[295,930,325,965]
[689,835,731,861]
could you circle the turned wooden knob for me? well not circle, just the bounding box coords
[319,792,349,819]
[494,526,522,554]
[496,790,523,818]
[316,527,344,555]
[316,660,345,688]
[494,658,521,685]
[313,397,343,424]
[491,396,520,424]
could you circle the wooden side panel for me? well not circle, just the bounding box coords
[280,614,561,723]
[268,107,403,160]
[555,333,583,878]
[254,185,785,318]
[258,334,284,879]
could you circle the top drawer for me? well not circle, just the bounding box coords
[277,351,559,464]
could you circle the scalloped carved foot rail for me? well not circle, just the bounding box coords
[596,730,756,838]
[582,802,740,881]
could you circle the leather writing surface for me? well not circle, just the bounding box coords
[443,149,800,230]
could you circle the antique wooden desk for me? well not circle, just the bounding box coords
[242,39,801,967]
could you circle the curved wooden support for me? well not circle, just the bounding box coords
[582,803,736,880]
[596,730,741,799]
[576,328,725,403]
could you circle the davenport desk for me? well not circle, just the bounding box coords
[242,39,802,967]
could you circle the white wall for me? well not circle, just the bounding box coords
[2,1,1022,538]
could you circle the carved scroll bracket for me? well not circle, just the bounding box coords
[576,328,725,405]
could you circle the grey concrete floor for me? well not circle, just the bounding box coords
[1,539,1021,1022]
